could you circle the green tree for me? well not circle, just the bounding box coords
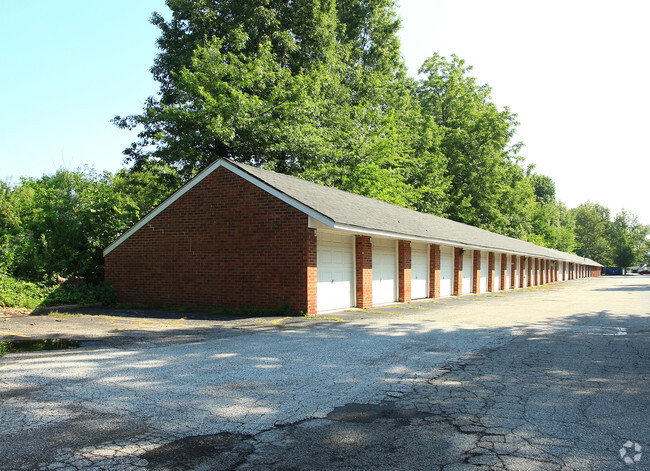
[571,202,612,265]
[529,173,556,206]
[525,173,575,251]
[416,53,532,235]
[112,162,181,217]
[114,0,414,180]
[610,209,648,269]
[0,169,140,282]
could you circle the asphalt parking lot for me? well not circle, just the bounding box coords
[1,276,648,470]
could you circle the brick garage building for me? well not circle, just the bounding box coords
[104,159,601,314]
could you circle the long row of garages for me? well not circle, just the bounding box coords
[317,231,596,312]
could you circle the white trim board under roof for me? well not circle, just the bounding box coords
[104,158,602,267]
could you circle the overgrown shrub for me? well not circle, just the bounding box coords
[0,274,117,310]
[0,273,48,310]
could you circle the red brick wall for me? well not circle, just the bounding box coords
[487,252,495,292]
[453,248,463,296]
[472,250,480,294]
[398,240,411,303]
[105,167,316,314]
[355,235,373,308]
[500,253,507,290]
[429,244,440,299]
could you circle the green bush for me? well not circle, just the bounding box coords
[0,274,49,309]
[0,274,117,310]
[44,282,118,306]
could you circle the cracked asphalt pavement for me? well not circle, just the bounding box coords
[1,276,648,470]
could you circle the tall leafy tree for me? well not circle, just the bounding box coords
[526,173,575,251]
[416,53,532,235]
[113,0,422,197]
[571,202,612,264]
[529,173,556,206]
[610,209,649,269]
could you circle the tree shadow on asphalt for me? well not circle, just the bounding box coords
[30,304,269,321]
[2,279,649,470]
[229,311,650,470]
[593,284,650,292]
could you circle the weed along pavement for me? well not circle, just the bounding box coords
[1,277,649,470]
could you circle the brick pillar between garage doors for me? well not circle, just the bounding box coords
[453,248,463,296]
[398,240,411,303]
[472,250,480,294]
[355,235,373,309]
[429,244,441,299]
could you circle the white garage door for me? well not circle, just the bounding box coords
[513,256,519,288]
[494,254,501,292]
[411,243,428,300]
[462,250,473,294]
[440,246,453,297]
[505,255,511,290]
[373,239,396,305]
[317,232,354,312]
[479,251,487,293]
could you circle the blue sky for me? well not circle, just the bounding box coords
[0,1,163,179]
[2,1,649,224]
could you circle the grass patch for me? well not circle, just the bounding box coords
[271,317,290,327]
[363,310,403,316]
[303,314,345,322]
[47,311,84,318]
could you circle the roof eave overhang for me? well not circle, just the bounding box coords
[322,222,598,264]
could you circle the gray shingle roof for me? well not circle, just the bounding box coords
[229,159,602,267]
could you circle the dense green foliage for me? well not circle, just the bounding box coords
[1,1,649,311]
[0,165,177,309]
[0,166,175,283]
[113,0,571,242]
[0,273,117,310]
[569,203,649,268]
